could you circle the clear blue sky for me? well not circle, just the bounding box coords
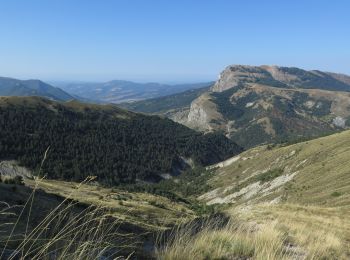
[0,0,349,83]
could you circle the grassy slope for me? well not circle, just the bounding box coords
[202,129,350,207]
[159,130,350,259]
[0,178,195,258]
[24,179,194,230]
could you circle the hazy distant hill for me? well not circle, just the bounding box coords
[57,80,213,103]
[0,76,74,101]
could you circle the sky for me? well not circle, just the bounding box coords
[0,0,349,83]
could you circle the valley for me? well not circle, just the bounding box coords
[56,80,213,104]
[2,125,350,259]
[1,65,350,259]
[2,1,349,259]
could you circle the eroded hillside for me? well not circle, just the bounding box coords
[200,129,350,207]
[158,130,350,259]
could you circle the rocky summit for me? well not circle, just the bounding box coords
[155,65,350,148]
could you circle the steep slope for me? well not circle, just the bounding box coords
[200,129,350,207]
[0,96,242,185]
[173,65,350,148]
[0,77,74,101]
[212,65,350,92]
[58,80,213,103]
[158,130,350,260]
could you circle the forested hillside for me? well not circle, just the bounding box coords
[120,85,210,114]
[0,96,242,185]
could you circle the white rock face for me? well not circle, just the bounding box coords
[211,65,265,92]
[186,93,224,131]
[207,155,241,169]
[333,116,346,128]
[211,65,286,92]
[211,64,335,93]
[187,98,211,131]
[304,100,315,109]
[168,108,190,124]
[245,102,255,108]
[206,171,298,205]
[0,160,32,179]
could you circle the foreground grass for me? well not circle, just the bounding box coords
[158,203,350,260]
[0,177,135,259]
[157,218,289,260]
[1,175,197,259]
[24,179,194,230]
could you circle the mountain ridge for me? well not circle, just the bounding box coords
[165,65,350,148]
[212,65,350,92]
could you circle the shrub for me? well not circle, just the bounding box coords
[331,191,342,197]
[4,176,24,185]
[255,169,283,183]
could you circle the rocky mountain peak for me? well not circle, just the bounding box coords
[211,65,350,93]
[211,65,281,92]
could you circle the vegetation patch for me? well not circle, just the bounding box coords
[331,191,342,197]
[120,86,210,113]
[255,168,284,183]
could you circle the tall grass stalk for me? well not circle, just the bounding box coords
[0,147,133,259]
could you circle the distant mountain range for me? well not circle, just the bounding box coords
[127,65,350,148]
[0,76,214,104]
[0,77,74,101]
[56,80,214,103]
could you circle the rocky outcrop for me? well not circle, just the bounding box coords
[212,65,270,92]
[172,65,350,148]
[211,65,350,93]
[0,160,32,179]
[167,108,190,125]
[186,93,225,132]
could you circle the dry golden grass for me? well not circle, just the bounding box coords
[0,177,134,260]
[3,130,350,259]
[157,202,350,260]
[157,217,292,260]
[234,203,350,259]
[202,130,350,207]
[24,178,194,230]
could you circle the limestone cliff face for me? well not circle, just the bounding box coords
[0,160,32,179]
[180,65,350,148]
[168,108,190,125]
[211,64,350,93]
[212,65,261,92]
[186,93,225,132]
